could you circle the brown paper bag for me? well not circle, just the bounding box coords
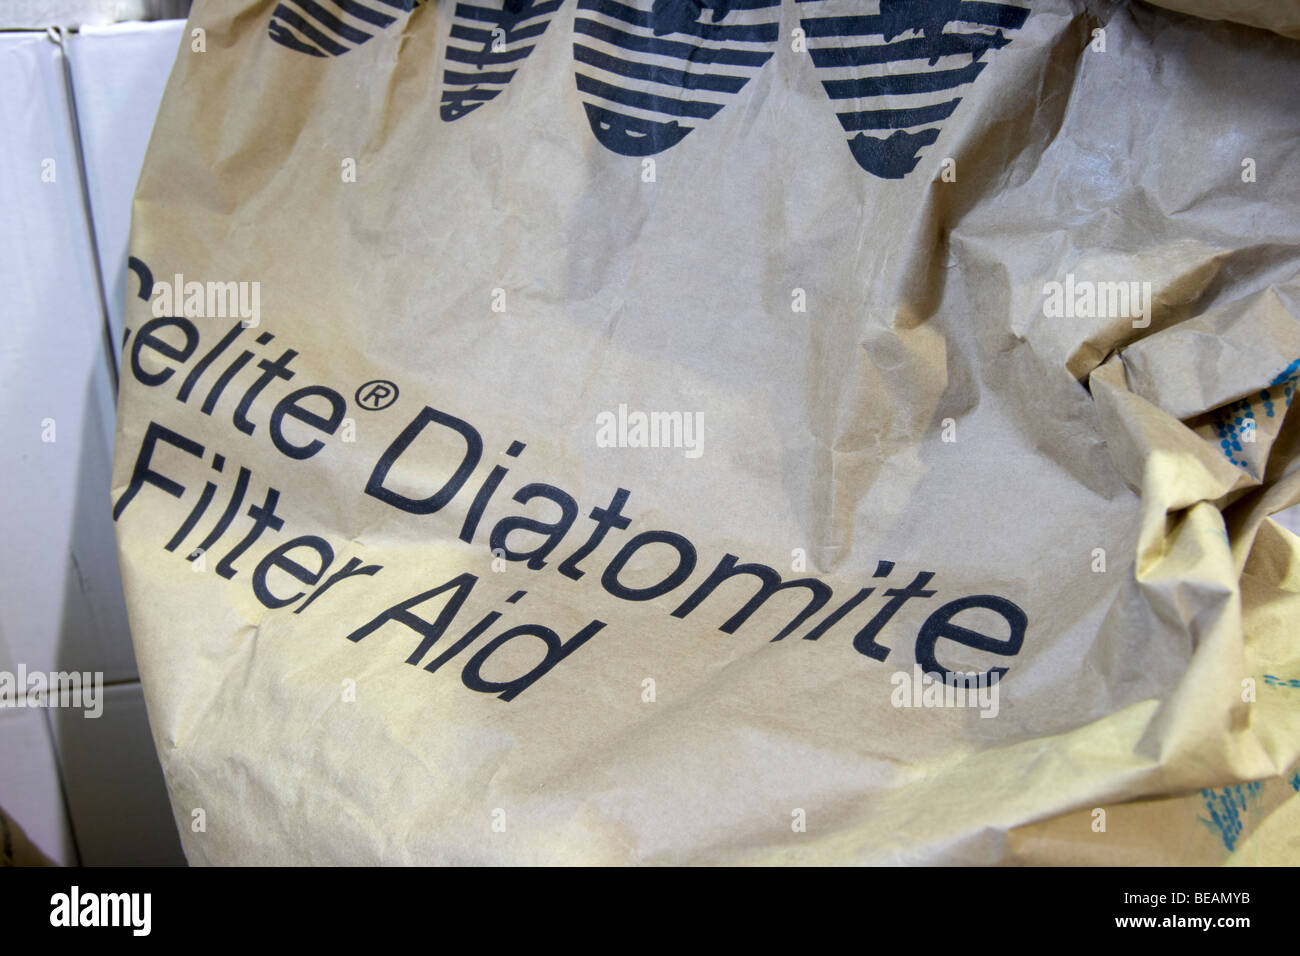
[112,0,1300,864]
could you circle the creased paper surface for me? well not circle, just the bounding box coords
[112,0,1300,864]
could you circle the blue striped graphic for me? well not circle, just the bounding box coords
[573,0,781,157]
[798,0,1029,178]
[441,0,565,121]
[265,1,1032,182]
[269,0,416,57]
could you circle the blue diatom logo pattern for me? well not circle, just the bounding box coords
[442,0,564,120]
[572,0,780,157]
[269,0,417,57]
[267,0,1031,179]
[1211,357,1300,471]
[798,0,1029,177]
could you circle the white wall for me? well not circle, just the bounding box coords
[0,21,187,865]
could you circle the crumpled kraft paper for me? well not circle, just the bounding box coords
[110,0,1300,864]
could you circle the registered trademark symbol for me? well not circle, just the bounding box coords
[355,380,398,410]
